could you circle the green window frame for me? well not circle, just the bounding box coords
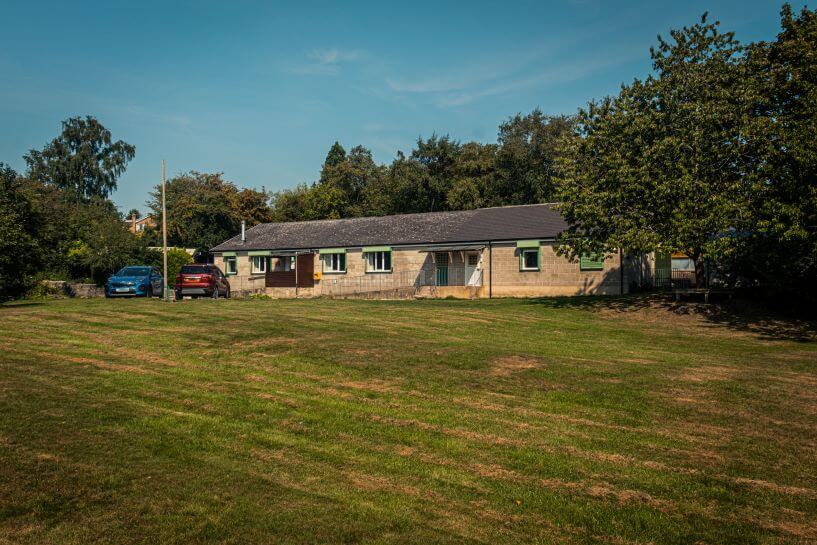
[516,240,540,249]
[363,248,392,273]
[519,248,540,271]
[322,252,346,274]
[580,252,604,271]
[223,254,237,275]
[250,255,267,274]
[516,240,540,272]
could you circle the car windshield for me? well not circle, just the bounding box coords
[116,267,151,277]
[181,265,211,274]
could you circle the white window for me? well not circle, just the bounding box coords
[273,256,293,272]
[520,249,539,271]
[366,251,391,273]
[671,257,695,271]
[250,256,267,274]
[224,257,237,275]
[322,253,346,273]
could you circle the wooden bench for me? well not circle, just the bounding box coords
[673,288,733,303]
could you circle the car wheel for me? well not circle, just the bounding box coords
[226,288,231,299]
[174,291,182,301]
[212,287,219,300]
[146,285,153,298]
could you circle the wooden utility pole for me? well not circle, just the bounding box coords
[162,160,169,302]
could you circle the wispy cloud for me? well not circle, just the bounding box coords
[382,21,644,108]
[291,48,363,76]
[432,53,638,107]
[385,49,542,95]
[309,48,361,64]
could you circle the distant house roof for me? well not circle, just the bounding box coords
[211,204,568,253]
[124,215,155,224]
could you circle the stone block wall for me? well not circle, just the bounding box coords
[216,242,628,299]
[484,243,624,297]
[39,280,105,298]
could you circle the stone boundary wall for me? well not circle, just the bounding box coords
[41,281,105,298]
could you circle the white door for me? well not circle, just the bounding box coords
[465,253,481,286]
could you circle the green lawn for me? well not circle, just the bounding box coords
[0,297,815,544]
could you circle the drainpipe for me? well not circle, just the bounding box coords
[241,220,246,242]
[620,248,625,295]
[488,241,493,298]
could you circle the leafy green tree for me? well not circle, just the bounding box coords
[323,141,347,168]
[727,4,817,302]
[144,248,192,287]
[269,183,313,222]
[411,135,461,212]
[63,201,148,283]
[233,187,274,226]
[126,208,141,219]
[0,165,41,295]
[24,116,135,201]
[447,142,498,210]
[148,172,273,251]
[313,144,385,218]
[362,152,432,216]
[555,14,751,286]
[148,172,239,251]
[496,110,573,205]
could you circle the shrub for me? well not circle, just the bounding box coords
[144,248,193,288]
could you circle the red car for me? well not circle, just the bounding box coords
[175,264,231,299]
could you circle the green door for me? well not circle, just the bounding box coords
[435,252,449,286]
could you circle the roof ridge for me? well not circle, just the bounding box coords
[248,203,557,230]
[211,203,566,252]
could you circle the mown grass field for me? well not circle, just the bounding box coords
[0,296,815,544]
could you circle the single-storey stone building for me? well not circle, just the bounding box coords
[210,204,637,299]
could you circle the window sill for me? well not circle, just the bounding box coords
[322,271,347,275]
[365,270,392,274]
[520,268,540,272]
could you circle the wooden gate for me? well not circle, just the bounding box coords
[264,254,315,289]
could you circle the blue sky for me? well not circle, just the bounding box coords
[0,0,803,214]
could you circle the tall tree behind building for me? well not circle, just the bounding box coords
[148,172,273,251]
[24,116,135,201]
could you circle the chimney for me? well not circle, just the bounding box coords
[131,213,137,233]
[241,220,246,242]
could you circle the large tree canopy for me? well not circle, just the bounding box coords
[554,14,752,283]
[268,116,570,223]
[555,5,817,300]
[725,5,817,298]
[0,165,41,295]
[496,110,573,206]
[24,116,135,201]
[148,172,273,251]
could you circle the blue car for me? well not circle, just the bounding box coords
[105,266,164,298]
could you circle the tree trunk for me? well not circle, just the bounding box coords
[692,251,707,288]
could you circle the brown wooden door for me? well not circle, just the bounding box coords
[296,254,314,287]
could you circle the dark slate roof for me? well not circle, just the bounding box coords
[210,204,568,252]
